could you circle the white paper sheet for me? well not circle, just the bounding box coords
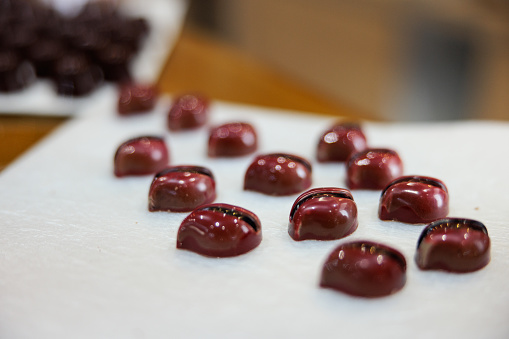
[1,94,508,338]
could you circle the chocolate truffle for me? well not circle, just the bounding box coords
[244,153,312,196]
[149,166,216,212]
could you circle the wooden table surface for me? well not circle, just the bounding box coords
[0,25,365,172]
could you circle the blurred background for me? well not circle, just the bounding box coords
[185,0,509,121]
[1,0,508,170]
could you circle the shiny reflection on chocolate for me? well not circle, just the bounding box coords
[416,218,490,273]
[244,153,312,196]
[346,148,403,190]
[320,241,407,298]
[117,83,158,115]
[379,176,449,224]
[208,122,257,157]
[167,94,209,131]
[114,136,169,177]
[289,187,358,240]
[176,203,262,257]
[149,166,216,212]
[317,122,367,162]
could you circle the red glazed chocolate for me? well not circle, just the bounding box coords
[320,241,407,298]
[346,148,403,190]
[416,218,490,273]
[244,153,312,196]
[317,122,367,162]
[379,176,449,224]
[208,122,257,157]
[289,187,358,241]
[114,136,169,177]
[167,94,209,131]
[148,166,216,212]
[176,203,262,257]
[118,83,158,115]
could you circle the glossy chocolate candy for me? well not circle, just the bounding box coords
[346,148,403,190]
[208,122,257,157]
[177,203,262,257]
[379,176,449,224]
[118,83,158,115]
[320,241,407,298]
[244,153,312,196]
[149,166,216,212]
[114,136,169,177]
[416,218,490,273]
[289,187,358,241]
[317,122,367,162]
[167,94,209,131]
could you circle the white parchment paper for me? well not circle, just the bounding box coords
[1,94,508,338]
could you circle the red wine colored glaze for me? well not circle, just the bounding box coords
[346,148,403,190]
[149,166,216,212]
[208,122,257,157]
[289,187,358,241]
[379,176,449,224]
[416,218,490,273]
[320,241,407,298]
[244,153,312,196]
[177,203,262,257]
[114,136,169,177]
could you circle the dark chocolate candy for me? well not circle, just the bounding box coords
[177,203,262,257]
[379,176,449,224]
[416,218,490,273]
[289,187,358,240]
[320,241,407,297]
[346,148,403,190]
[114,136,169,177]
[149,166,216,212]
[244,153,312,196]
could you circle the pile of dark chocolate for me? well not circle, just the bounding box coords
[0,0,149,96]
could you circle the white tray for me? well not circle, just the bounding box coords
[1,93,508,338]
